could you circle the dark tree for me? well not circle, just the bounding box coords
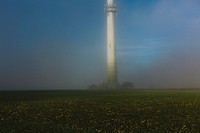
[121,82,134,89]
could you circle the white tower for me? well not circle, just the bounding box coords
[105,0,118,88]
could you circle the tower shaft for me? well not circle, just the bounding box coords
[105,0,117,88]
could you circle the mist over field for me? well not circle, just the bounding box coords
[0,0,200,90]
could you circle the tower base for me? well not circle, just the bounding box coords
[107,81,118,89]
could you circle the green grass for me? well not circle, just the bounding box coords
[1,89,200,132]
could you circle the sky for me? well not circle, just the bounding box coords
[0,0,200,90]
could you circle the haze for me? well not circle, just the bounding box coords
[1,0,200,90]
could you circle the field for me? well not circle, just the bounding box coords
[1,90,200,132]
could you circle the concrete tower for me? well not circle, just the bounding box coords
[105,0,118,88]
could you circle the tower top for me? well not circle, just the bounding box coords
[107,0,114,5]
[105,0,117,13]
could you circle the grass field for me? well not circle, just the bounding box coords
[1,89,200,132]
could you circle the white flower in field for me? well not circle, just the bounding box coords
[1,118,3,121]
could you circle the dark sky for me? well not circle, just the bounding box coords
[1,0,200,90]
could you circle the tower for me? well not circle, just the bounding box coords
[105,0,118,88]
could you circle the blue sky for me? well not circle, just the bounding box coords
[1,0,200,89]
